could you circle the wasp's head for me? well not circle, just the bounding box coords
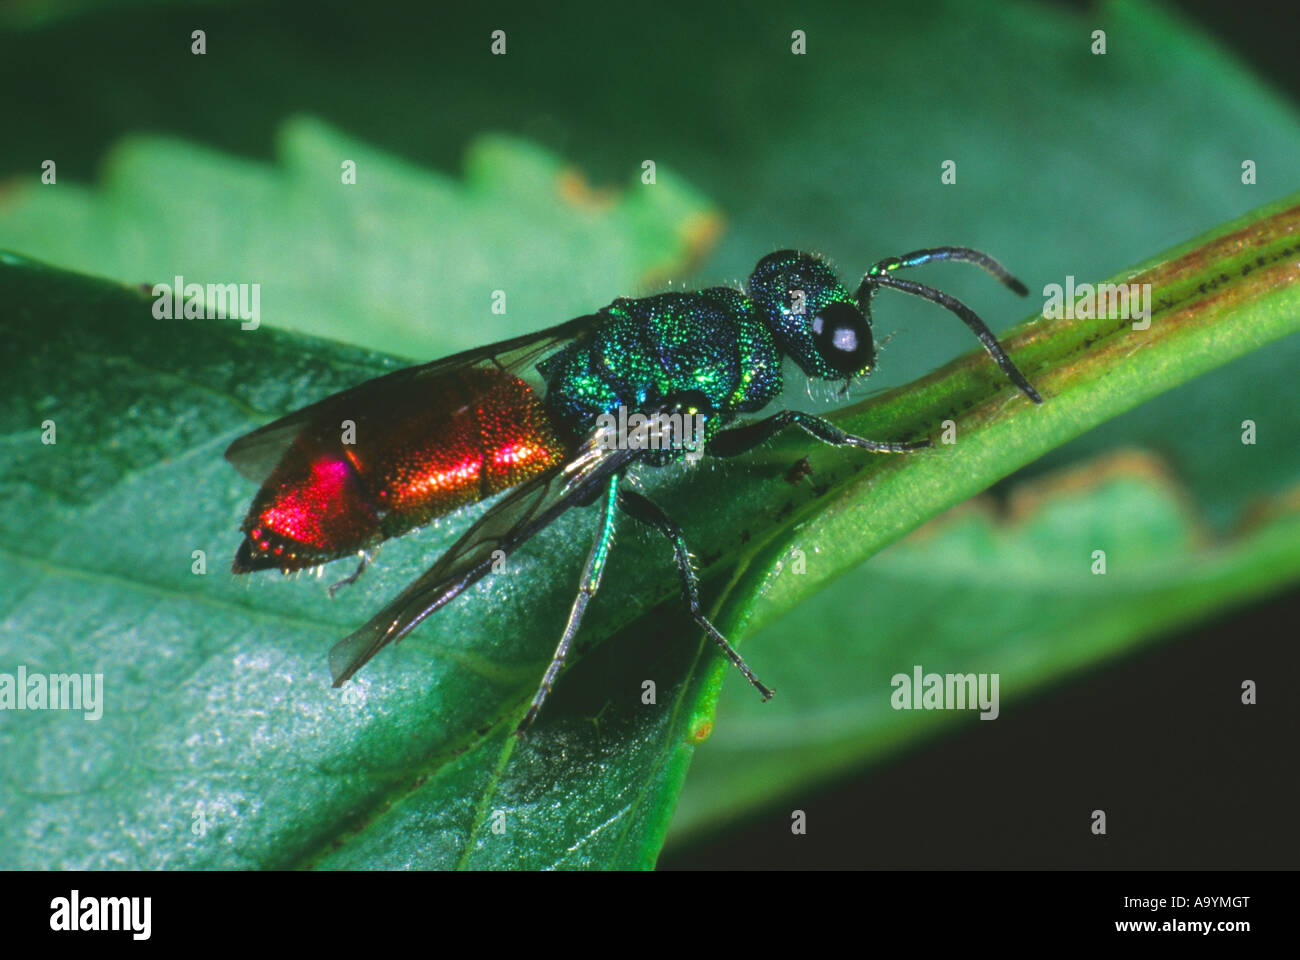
[747,250,875,381]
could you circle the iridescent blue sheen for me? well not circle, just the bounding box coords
[541,250,867,459]
[747,250,865,379]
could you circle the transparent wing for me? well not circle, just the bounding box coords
[225,315,596,484]
[328,431,637,686]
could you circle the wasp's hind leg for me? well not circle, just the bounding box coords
[516,475,621,736]
[328,551,373,599]
[709,410,931,459]
[617,488,774,701]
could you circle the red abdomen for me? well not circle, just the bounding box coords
[233,368,565,572]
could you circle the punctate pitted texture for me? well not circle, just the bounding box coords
[234,368,565,572]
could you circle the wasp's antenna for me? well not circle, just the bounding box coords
[864,247,1029,295]
[854,247,1042,404]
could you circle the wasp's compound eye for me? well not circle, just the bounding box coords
[810,301,873,376]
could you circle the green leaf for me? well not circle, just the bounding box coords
[670,452,1300,840]
[2,192,1298,869]
[0,252,684,869]
[4,0,1300,869]
[730,193,1300,631]
[0,117,720,359]
[667,194,1300,841]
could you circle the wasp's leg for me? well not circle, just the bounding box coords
[328,551,372,599]
[617,488,774,701]
[516,474,621,736]
[709,410,931,459]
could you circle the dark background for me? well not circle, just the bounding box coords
[664,583,1299,869]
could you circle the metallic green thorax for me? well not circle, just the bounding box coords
[539,250,870,461]
[540,287,784,450]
